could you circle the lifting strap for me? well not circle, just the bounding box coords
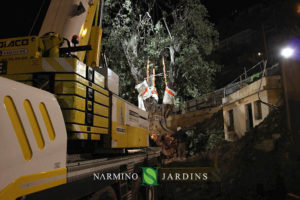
[162,56,167,88]
[147,59,150,87]
[152,68,158,95]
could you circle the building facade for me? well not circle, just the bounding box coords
[222,76,282,141]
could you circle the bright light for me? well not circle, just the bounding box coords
[297,4,300,14]
[281,47,294,58]
[81,28,88,37]
[257,52,262,57]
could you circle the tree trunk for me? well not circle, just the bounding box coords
[121,33,142,84]
[145,100,174,135]
[143,98,179,158]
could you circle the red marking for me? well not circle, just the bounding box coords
[141,87,149,97]
[165,88,175,96]
[152,89,158,95]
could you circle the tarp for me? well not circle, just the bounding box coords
[135,80,151,110]
[163,86,176,105]
[135,80,160,110]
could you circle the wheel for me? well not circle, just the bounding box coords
[90,186,118,200]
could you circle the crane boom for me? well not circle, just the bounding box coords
[39,0,104,64]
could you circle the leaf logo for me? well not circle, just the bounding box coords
[141,167,159,186]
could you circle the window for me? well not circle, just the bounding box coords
[246,103,254,131]
[254,100,262,120]
[228,110,234,131]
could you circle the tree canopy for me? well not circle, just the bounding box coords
[101,0,219,105]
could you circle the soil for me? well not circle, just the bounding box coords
[158,107,300,200]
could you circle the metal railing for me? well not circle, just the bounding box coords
[175,61,281,114]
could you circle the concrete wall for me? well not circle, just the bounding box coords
[223,76,282,141]
[166,106,221,132]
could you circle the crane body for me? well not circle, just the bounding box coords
[0,1,159,199]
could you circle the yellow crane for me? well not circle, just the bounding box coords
[0,1,159,199]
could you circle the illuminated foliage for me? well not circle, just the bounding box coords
[102,0,219,103]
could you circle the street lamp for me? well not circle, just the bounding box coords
[280,47,294,58]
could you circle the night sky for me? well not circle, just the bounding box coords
[202,0,262,24]
[0,0,264,39]
[0,0,51,38]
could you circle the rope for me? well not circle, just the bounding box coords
[143,72,168,79]
[152,68,158,95]
[147,60,149,85]
[153,68,155,88]
[162,56,167,88]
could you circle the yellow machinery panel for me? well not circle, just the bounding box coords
[55,73,89,85]
[62,109,109,128]
[126,126,149,148]
[54,81,109,105]
[57,95,86,111]
[94,102,109,117]
[66,124,108,134]
[55,73,108,95]
[111,95,150,148]
[111,97,127,148]
[68,132,101,141]
[55,72,105,89]
[55,81,86,97]
[66,123,108,141]
[55,78,108,96]
[1,57,106,89]
[111,121,127,148]
[0,36,43,62]
[94,91,109,107]
[1,68,109,107]
[57,95,109,117]
[94,70,105,88]
[1,57,86,77]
